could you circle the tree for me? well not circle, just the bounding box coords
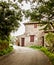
[0,0,22,50]
[24,0,54,31]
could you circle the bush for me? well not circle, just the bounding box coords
[0,46,13,56]
[45,32,54,53]
[0,39,9,50]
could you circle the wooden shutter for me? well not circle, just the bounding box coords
[34,24,37,28]
[30,35,34,42]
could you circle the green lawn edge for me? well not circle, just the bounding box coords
[30,46,54,65]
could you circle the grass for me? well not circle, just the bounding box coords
[30,46,54,65]
[0,46,13,56]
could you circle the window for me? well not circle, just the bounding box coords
[34,24,37,28]
[30,35,34,42]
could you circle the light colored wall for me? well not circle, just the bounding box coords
[25,36,37,46]
[17,24,44,46]
[25,24,39,35]
[24,35,43,46]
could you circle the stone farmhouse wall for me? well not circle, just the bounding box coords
[16,23,44,46]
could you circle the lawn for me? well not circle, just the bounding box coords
[30,46,54,65]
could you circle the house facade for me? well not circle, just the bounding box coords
[16,22,44,46]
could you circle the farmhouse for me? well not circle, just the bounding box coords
[16,22,45,46]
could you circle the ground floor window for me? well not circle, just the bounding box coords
[30,35,34,42]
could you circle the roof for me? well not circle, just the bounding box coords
[23,22,42,25]
[23,22,54,25]
[44,30,54,33]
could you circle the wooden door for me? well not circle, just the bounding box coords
[42,36,44,46]
[21,38,25,46]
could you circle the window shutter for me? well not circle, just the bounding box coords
[34,24,37,28]
[30,35,34,42]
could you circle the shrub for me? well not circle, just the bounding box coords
[0,39,9,50]
[0,46,13,56]
[30,45,42,49]
[45,32,54,53]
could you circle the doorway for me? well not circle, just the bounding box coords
[21,38,25,46]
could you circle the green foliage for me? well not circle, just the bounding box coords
[30,45,54,65]
[30,45,42,49]
[0,0,22,51]
[18,0,23,3]
[0,1,22,40]
[0,0,22,49]
[40,47,54,65]
[45,32,54,44]
[10,36,16,44]
[24,0,54,30]
[45,32,54,52]
[0,46,13,56]
[0,39,9,50]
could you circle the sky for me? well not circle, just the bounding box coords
[10,0,31,36]
[11,19,30,36]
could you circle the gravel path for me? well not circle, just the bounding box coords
[0,45,52,65]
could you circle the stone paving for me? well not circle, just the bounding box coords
[0,45,52,65]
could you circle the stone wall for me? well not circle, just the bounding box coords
[16,23,44,46]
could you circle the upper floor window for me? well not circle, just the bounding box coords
[34,24,37,28]
[30,35,34,42]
